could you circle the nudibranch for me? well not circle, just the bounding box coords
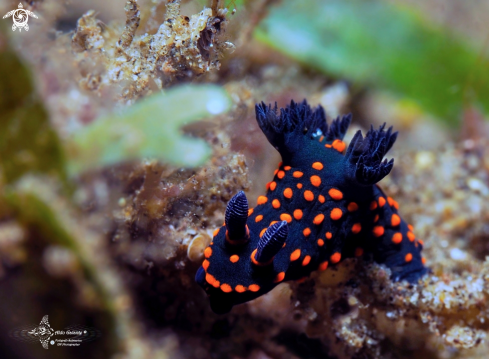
[196,100,427,314]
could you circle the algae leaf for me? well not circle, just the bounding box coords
[68,85,231,176]
[0,27,67,185]
[256,0,489,125]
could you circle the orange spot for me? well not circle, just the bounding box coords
[255,215,263,222]
[318,195,325,203]
[407,232,415,242]
[328,188,343,200]
[235,285,246,293]
[206,273,220,288]
[280,213,292,223]
[248,284,260,292]
[266,182,271,191]
[296,277,307,283]
[230,255,239,263]
[352,223,361,234]
[312,162,324,170]
[325,144,332,148]
[213,228,220,237]
[392,233,403,244]
[318,261,328,271]
[378,197,386,207]
[260,228,266,237]
[310,175,321,187]
[283,188,293,199]
[277,170,285,179]
[408,224,414,231]
[204,247,212,258]
[202,259,209,270]
[294,209,303,220]
[248,208,254,216]
[313,214,325,225]
[319,136,324,142]
[250,248,259,265]
[284,166,291,171]
[388,197,399,209]
[270,181,277,191]
[332,139,346,152]
[278,161,283,167]
[270,221,278,226]
[251,248,273,266]
[374,214,379,223]
[221,283,232,293]
[302,255,311,266]
[290,249,301,261]
[391,214,401,227]
[274,272,285,283]
[373,226,384,237]
[421,257,427,265]
[257,196,268,205]
[355,248,364,257]
[304,190,314,201]
[370,201,378,210]
[405,253,413,262]
[297,183,303,189]
[348,202,358,212]
[274,169,278,176]
[272,199,281,209]
[330,208,343,220]
[317,239,324,246]
[293,171,303,178]
[418,239,424,246]
[326,232,332,240]
[331,252,341,264]
[303,228,311,237]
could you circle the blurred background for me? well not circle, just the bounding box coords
[1,0,489,358]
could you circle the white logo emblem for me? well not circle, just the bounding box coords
[9,314,101,349]
[3,3,38,32]
[28,315,55,349]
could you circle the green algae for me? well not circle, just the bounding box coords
[256,0,489,125]
[0,25,67,186]
[67,85,232,176]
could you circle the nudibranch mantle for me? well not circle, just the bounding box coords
[196,100,427,314]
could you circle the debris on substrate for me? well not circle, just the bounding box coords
[71,0,233,100]
[8,0,234,138]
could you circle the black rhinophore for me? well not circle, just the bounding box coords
[225,191,249,240]
[255,221,288,264]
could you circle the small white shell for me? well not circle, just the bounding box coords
[187,232,211,262]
